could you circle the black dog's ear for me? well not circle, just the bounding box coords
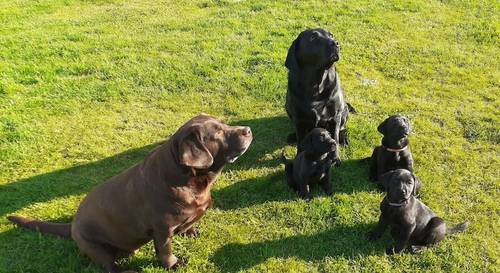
[299,131,314,153]
[412,173,421,195]
[404,116,412,134]
[377,118,388,134]
[380,170,397,191]
[285,37,300,71]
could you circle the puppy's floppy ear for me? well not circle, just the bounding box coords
[377,118,388,134]
[285,37,300,71]
[412,173,421,195]
[299,131,314,153]
[379,170,397,191]
[404,117,412,134]
[179,125,214,169]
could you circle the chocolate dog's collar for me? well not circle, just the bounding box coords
[383,145,408,152]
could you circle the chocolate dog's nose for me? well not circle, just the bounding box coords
[241,126,252,136]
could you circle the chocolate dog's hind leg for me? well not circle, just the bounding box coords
[75,237,124,273]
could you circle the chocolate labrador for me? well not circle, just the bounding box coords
[285,28,355,160]
[369,115,414,189]
[283,128,339,201]
[368,169,469,254]
[7,114,253,273]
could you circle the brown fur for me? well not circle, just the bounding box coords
[8,114,252,273]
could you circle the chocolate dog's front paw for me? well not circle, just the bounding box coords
[161,254,186,270]
[180,227,200,238]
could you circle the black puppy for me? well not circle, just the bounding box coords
[368,169,469,254]
[369,115,414,188]
[283,128,339,201]
[285,28,355,160]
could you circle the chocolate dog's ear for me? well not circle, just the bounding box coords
[179,126,214,169]
[285,37,300,71]
[412,173,421,195]
[380,170,397,191]
[377,118,388,134]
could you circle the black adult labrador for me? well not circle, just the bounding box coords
[368,169,469,254]
[283,128,339,201]
[369,115,414,188]
[285,28,355,160]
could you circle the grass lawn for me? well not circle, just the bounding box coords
[0,0,499,272]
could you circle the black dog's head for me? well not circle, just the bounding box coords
[380,169,421,203]
[377,115,411,142]
[285,28,340,72]
[300,128,337,160]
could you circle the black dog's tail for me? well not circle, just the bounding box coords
[7,215,72,238]
[446,221,469,235]
[346,102,357,114]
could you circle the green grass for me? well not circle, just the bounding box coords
[0,0,498,272]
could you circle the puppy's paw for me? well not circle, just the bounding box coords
[180,227,200,238]
[301,194,313,202]
[409,245,425,254]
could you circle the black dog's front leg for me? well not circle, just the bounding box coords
[387,224,415,254]
[319,166,333,196]
[298,182,312,201]
[326,117,342,165]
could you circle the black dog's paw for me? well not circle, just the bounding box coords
[300,194,313,202]
[409,245,425,254]
[286,133,297,144]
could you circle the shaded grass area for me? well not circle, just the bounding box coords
[0,0,499,272]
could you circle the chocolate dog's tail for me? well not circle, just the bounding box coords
[446,221,469,235]
[7,215,72,238]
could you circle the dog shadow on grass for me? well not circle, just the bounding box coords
[213,158,375,211]
[0,115,291,218]
[0,114,374,217]
[0,143,162,219]
[210,222,386,272]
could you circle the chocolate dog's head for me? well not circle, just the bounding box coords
[300,128,337,160]
[380,169,421,203]
[377,115,411,142]
[176,114,253,169]
[285,28,340,71]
